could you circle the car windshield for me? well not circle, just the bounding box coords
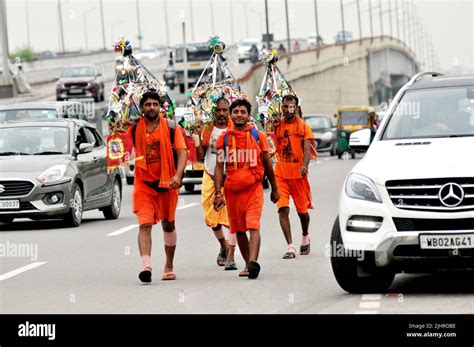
[0,108,58,122]
[340,111,368,125]
[383,86,474,139]
[305,116,331,130]
[62,67,95,77]
[0,126,70,155]
[175,44,212,63]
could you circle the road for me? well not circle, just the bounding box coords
[2,153,474,314]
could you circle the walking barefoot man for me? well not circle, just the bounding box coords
[213,99,280,279]
[127,91,188,283]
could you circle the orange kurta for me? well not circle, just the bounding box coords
[274,117,314,213]
[216,125,269,233]
[127,116,187,225]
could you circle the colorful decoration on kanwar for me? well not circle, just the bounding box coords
[187,36,246,136]
[105,38,183,172]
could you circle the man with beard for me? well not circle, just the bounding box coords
[127,91,188,283]
[214,99,280,279]
[195,97,237,270]
[273,95,315,259]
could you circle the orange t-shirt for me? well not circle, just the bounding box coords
[275,119,314,179]
[127,125,187,183]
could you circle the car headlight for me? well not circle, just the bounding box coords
[345,173,382,203]
[322,131,333,141]
[37,165,67,184]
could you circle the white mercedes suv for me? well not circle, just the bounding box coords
[331,72,474,293]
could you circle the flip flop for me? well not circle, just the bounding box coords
[225,260,237,271]
[283,244,297,259]
[216,248,228,267]
[139,267,152,283]
[248,261,260,279]
[300,235,311,255]
[162,271,177,281]
[239,266,249,277]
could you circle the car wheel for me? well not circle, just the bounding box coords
[331,142,337,156]
[351,150,356,159]
[126,176,134,185]
[184,184,194,192]
[103,179,121,220]
[64,183,83,227]
[330,216,394,293]
[337,150,342,159]
[179,84,185,94]
[239,59,244,64]
[0,217,14,224]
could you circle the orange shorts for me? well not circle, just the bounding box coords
[224,182,263,233]
[276,176,313,213]
[133,181,179,225]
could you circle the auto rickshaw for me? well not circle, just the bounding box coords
[335,106,376,159]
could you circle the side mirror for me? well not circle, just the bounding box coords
[78,143,93,153]
[349,128,372,151]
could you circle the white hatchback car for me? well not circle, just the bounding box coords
[331,72,474,293]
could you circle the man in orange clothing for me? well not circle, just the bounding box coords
[214,99,280,279]
[273,95,315,259]
[127,91,188,283]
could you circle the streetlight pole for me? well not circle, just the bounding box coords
[0,0,13,87]
[356,0,362,43]
[164,0,170,48]
[83,7,95,51]
[284,0,291,53]
[369,0,374,42]
[189,0,195,42]
[339,0,346,45]
[314,0,320,46]
[379,0,383,39]
[58,0,65,53]
[25,0,31,49]
[264,0,270,48]
[99,0,106,50]
[182,21,188,95]
[136,0,142,49]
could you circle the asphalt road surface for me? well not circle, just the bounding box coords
[2,153,474,314]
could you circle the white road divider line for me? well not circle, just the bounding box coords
[362,294,383,301]
[177,203,199,210]
[106,224,138,236]
[359,301,381,309]
[0,262,48,281]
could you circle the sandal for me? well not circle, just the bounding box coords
[283,244,297,259]
[225,260,237,271]
[239,266,249,277]
[300,235,311,255]
[162,271,177,281]
[139,267,152,283]
[248,261,260,279]
[216,248,228,267]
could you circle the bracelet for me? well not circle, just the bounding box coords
[215,192,222,197]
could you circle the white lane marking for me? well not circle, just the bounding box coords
[177,203,199,210]
[355,310,378,314]
[362,294,382,301]
[0,262,48,281]
[106,224,138,236]
[359,301,381,309]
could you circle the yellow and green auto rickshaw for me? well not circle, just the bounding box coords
[336,106,376,159]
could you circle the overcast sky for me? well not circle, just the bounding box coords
[3,0,474,72]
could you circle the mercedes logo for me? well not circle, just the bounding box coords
[0,185,4,194]
[439,183,464,207]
